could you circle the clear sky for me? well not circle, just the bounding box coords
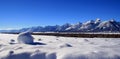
[0,0,120,29]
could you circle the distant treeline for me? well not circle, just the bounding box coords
[1,32,120,38]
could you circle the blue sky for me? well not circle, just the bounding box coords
[0,0,120,29]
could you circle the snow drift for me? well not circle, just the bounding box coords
[0,34,120,59]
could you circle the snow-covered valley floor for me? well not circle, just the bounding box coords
[0,34,120,59]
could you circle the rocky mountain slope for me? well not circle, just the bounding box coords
[1,19,120,32]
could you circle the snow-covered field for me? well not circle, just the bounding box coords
[0,33,120,59]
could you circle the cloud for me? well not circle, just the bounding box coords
[0,28,20,30]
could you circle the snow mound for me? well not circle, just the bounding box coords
[58,43,72,48]
[17,32,34,44]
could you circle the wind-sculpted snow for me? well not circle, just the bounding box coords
[0,34,120,59]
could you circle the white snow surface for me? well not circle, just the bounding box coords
[0,34,120,59]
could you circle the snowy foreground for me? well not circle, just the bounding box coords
[0,34,120,59]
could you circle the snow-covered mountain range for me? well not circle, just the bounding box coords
[1,19,120,32]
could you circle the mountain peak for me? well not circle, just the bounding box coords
[109,19,115,22]
[75,22,82,25]
[0,19,120,32]
[84,20,94,25]
[95,18,101,24]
